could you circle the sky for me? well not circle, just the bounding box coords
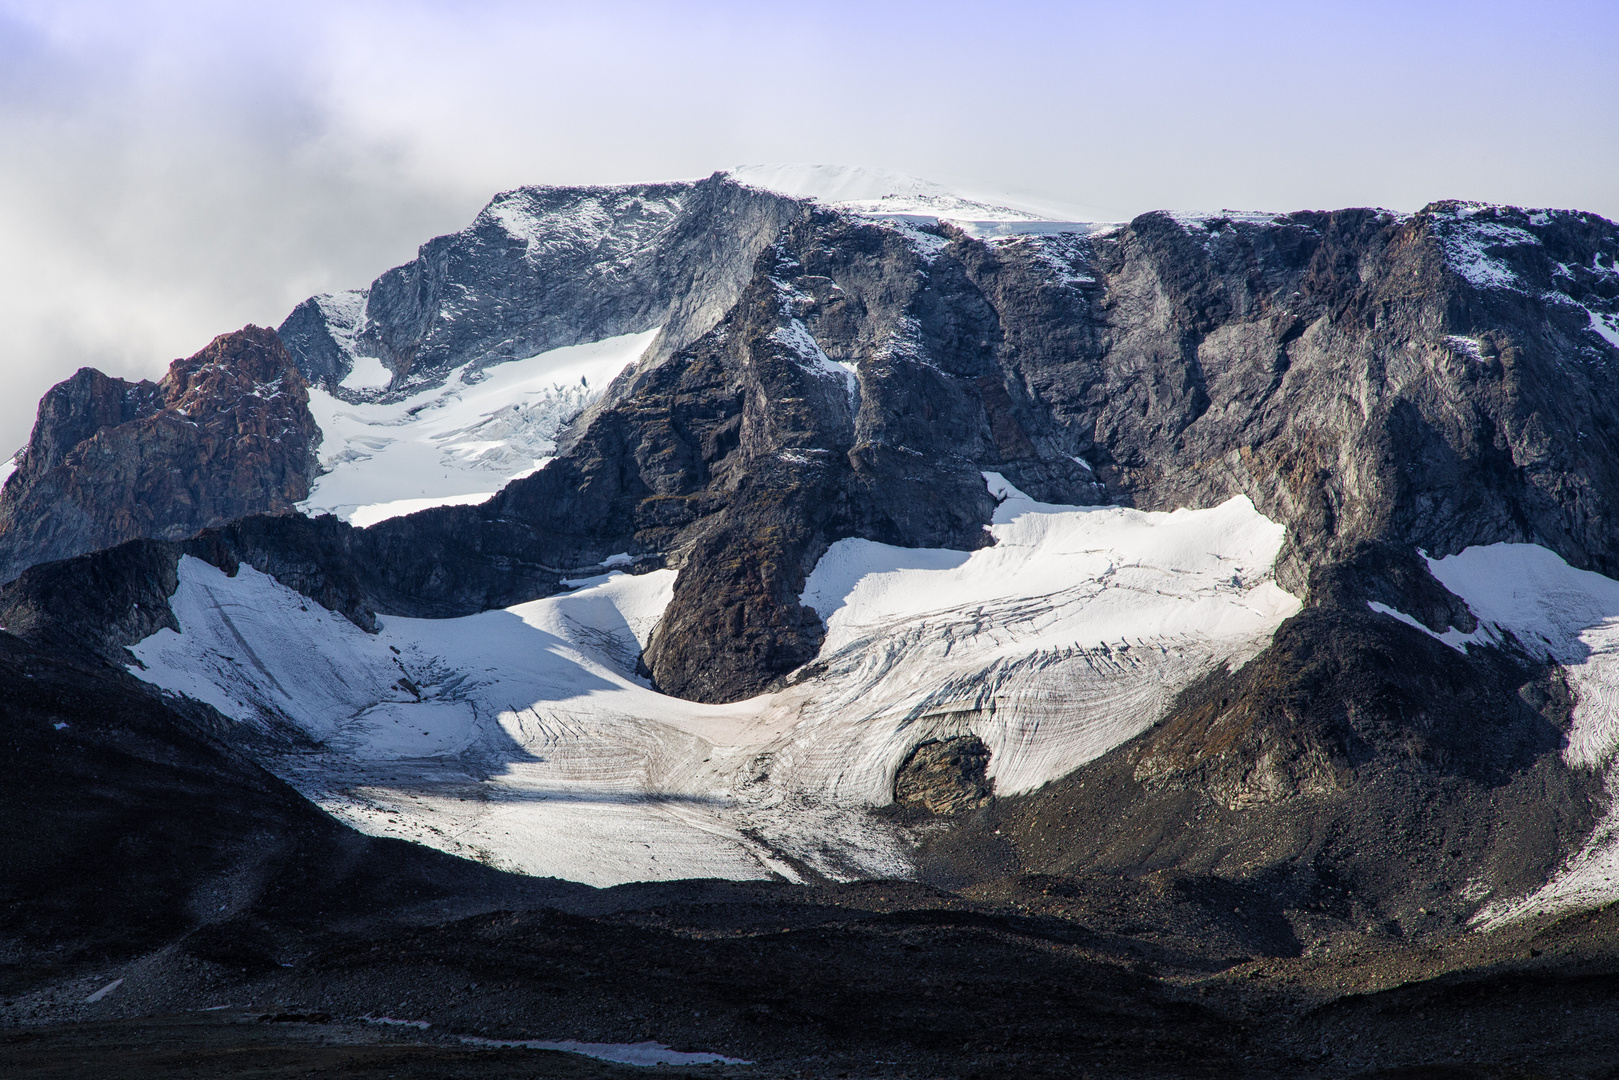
[0,0,1615,454]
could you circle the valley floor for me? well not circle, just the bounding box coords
[5,876,1619,1079]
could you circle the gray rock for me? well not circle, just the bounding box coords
[277,174,805,396]
[894,736,994,814]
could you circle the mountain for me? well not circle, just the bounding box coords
[6,166,1619,1076]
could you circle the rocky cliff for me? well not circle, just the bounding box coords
[277,175,804,394]
[0,326,319,583]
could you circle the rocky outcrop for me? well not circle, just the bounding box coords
[0,327,320,583]
[894,736,994,814]
[992,203,1619,594]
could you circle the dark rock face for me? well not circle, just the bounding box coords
[894,736,994,814]
[278,175,805,394]
[0,539,182,661]
[0,327,320,584]
[1002,204,1619,590]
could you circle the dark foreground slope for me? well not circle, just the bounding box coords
[2,543,1619,1077]
[6,617,1619,1078]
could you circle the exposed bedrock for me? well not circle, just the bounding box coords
[0,326,320,584]
[894,736,995,815]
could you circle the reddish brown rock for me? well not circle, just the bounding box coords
[0,326,320,582]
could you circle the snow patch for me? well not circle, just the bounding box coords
[84,979,122,1003]
[772,319,857,399]
[1587,308,1619,350]
[313,289,369,366]
[362,1016,430,1029]
[1443,335,1487,361]
[1430,212,1540,290]
[0,456,16,488]
[477,188,683,261]
[730,164,1030,220]
[349,492,495,529]
[340,355,392,391]
[301,329,657,525]
[1167,210,1291,231]
[1366,601,1495,652]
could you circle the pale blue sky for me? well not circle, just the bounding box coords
[0,0,1614,451]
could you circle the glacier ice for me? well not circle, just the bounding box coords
[131,475,1300,888]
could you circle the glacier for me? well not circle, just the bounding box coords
[299,329,658,526]
[130,476,1299,887]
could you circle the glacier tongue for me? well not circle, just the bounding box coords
[780,476,1300,801]
[299,329,658,526]
[129,479,1300,888]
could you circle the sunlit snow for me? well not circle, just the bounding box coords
[300,330,657,525]
[131,476,1299,888]
[1429,206,1540,290]
[1588,308,1619,350]
[339,355,393,391]
[727,163,1106,238]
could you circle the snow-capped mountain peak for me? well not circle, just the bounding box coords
[726,163,1061,225]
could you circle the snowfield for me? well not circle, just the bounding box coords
[132,476,1300,888]
[299,330,658,526]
